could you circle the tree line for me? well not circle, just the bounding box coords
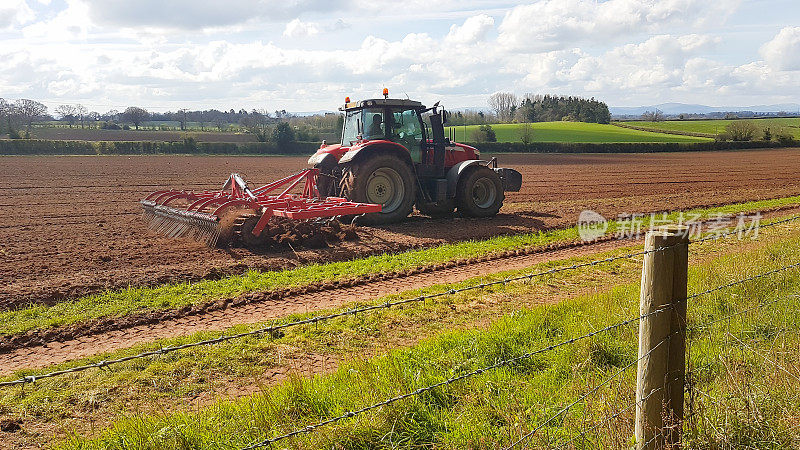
[495,93,610,124]
[445,93,611,126]
[0,98,342,143]
[2,93,611,142]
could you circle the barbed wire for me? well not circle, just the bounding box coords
[689,213,800,245]
[550,384,668,450]
[726,331,800,382]
[238,306,671,450]
[640,430,666,449]
[551,296,799,449]
[510,326,680,450]
[238,218,800,448]
[0,243,680,388]
[685,261,800,302]
[507,328,677,450]
[688,296,786,331]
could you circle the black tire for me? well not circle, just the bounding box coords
[314,161,338,199]
[416,198,455,217]
[455,166,504,217]
[340,154,415,224]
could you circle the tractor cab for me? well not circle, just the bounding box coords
[308,90,522,224]
[339,97,448,166]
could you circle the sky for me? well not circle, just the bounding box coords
[1,0,799,114]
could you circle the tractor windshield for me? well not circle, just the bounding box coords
[342,108,385,146]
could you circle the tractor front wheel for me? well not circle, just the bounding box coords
[314,160,339,199]
[455,166,504,217]
[340,154,415,224]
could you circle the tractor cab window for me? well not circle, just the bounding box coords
[341,110,360,146]
[341,107,385,146]
[389,108,424,162]
[363,109,385,140]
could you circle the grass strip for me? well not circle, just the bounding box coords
[444,122,710,143]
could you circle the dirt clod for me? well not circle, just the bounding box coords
[1,418,22,433]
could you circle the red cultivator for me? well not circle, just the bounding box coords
[140,169,381,247]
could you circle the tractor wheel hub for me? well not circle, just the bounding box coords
[366,167,404,213]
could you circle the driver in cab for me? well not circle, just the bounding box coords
[366,114,384,139]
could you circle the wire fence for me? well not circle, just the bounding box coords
[240,306,672,449]
[0,242,681,388]
[5,212,800,448]
[238,257,800,449]
[504,331,676,450]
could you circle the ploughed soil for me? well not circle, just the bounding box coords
[3,149,800,309]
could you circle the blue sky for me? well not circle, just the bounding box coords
[1,0,799,113]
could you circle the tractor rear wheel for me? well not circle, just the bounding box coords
[340,154,415,224]
[455,166,504,217]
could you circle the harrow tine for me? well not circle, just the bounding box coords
[139,201,222,247]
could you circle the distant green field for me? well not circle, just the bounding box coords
[445,121,710,143]
[625,118,800,137]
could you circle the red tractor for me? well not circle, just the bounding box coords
[309,90,522,224]
[141,91,522,247]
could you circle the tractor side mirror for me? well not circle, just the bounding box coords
[442,110,449,124]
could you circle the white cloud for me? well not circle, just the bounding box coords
[0,0,36,30]
[497,0,738,52]
[22,0,91,40]
[283,19,321,38]
[445,14,494,44]
[3,0,800,110]
[761,26,800,71]
[79,0,344,29]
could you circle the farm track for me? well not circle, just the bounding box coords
[4,149,800,309]
[0,237,625,374]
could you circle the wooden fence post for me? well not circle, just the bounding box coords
[635,225,689,449]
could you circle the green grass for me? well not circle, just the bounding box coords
[445,122,711,143]
[625,118,800,138]
[2,239,648,445]
[3,195,800,338]
[52,219,800,448]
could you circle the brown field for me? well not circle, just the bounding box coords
[3,149,800,308]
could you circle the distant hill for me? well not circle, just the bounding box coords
[610,103,800,117]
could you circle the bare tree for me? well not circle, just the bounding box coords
[86,111,100,128]
[640,109,665,122]
[123,106,149,130]
[14,99,48,133]
[104,109,120,122]
[488,92,518,122]
[179,108,187,131]
[198,110,209,131]
[76,104,88,129]
[55,104,78,127]
[0,98,8,135]
[215,113,228,131]
[240,110,272,142]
